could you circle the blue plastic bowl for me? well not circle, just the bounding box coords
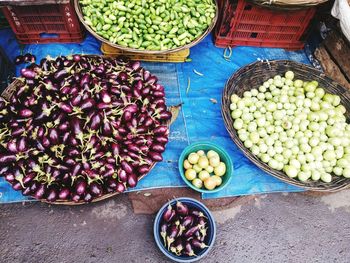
[154,197,216,262]
[178,141,234,193]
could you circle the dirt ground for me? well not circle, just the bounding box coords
[1,190,350,263]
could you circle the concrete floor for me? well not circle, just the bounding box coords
[1,190,350,263]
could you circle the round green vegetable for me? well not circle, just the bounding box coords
[230,71,350,183]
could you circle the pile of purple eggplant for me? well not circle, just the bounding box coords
[160,201,209,257]
[0,55,172,203]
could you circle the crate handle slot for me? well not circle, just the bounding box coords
[39,33,59,39]
[250,32,258,38]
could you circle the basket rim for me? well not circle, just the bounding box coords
[1,55,172,205]
[74,0,218,55]
[221,59,350,192]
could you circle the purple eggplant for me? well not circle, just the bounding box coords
[49,128,59,144]
[138,165,150,175]
[73,54,81,62]
[103,122,112,136]
[34,184,46,199]
[19,108,33,118]
[21,68,36,79]
[102,164,115,178]
[42,136,50,148]
[149,151,163,162]
[101,90,111,103]
[118,72,128,82]
[153,91,165,98]
[23,172,36,186]
[158,111,172,120]
[163,205,175,222]
[71,94,82,106]
[5,173,15,183]
[72,163,82,177]
[64,158,76,166]
[176,201,189,216]
[80,98,95,110]
[54,69,69,81]
[15,55,25,65]
[79,73,90,88]
[154,125,168,135]
[116,182,125,193]
[167,225,179,250]
[90,182,103,197]
[184,225,200,238]
[75,180,87,196]
[124,104,138,114]
[12,182,23,191]
[7,140,18,153]
[72,194,81,202]
[90,113,102,130]
[70,117,82,136]
[59,103,72,113]
[121,161,133,174]
[83,192,93,202]
[184,241,196,257]
[118,169,128,182]
[155,136,168,144]
[22,187,32,196]
[130,61,141,71]
[0,154,16,164]
[46,188,58,202]
[151,144,165,153]
[106,178,117,190]
[127,173,138,188]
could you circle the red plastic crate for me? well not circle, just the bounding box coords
[214,0,316,50]
[2,2,84,44]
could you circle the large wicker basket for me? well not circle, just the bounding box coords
[222,60,350,192]
[1,58,174,205]
[248,0,329,10]
[74,0,218,54]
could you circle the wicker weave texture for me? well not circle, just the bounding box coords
[74,0,218,54]
[222,60,350,192]
[0,56,172,205]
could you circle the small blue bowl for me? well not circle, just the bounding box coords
[178,141,234,193]
[154,197,216,262]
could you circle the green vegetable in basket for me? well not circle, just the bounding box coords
[79,0,216,51]
[229,71,350,183]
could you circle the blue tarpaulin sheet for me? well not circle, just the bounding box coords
[0,28,305,203]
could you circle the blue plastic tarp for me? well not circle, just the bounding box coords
[0,28,306,203]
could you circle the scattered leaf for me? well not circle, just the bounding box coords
[169,103,182,125]
[186,77,191,94]
[223,46,232,61]
[193,69,204,76]
[144,193,152,197]
[210,98,218,104]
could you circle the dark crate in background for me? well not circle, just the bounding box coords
[214,0,316,50]
[1,1,84,44]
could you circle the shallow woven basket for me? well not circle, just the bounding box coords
[248,0,328,10]
[74,0,218,54]
[1,57,172,205]
[222,60,350,192]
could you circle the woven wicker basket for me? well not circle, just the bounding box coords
[248,0,329,10]
[1,58,173,205]
[222,60,350,192]
[74,0,218,54]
